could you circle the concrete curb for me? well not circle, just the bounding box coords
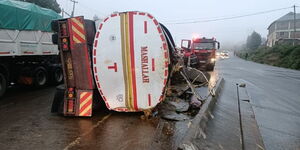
[178,77,225,150]
[238,84,265,149]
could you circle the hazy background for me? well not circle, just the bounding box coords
[56,0,299,49]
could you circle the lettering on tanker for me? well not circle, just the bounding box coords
[141,46,149,83]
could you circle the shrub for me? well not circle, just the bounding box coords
[237,45,300,70]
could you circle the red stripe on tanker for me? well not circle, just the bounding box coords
[128,12,138,110]
[148,94,152,106]
[144,21,147,34]
[152,58,155,71]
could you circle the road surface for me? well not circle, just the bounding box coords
[0,86,160,150]
[216,53,300,150]
[0,53,299,150]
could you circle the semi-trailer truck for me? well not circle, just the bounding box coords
[0,0,62,97]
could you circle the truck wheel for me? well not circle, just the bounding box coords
[33,67,48,87]
[52,67,63,84]
[0,73,7,97]
[206,64,215,71]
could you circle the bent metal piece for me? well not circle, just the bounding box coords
[93,11,170,112]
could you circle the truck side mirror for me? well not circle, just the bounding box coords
[181,39,191,50]
[217,42,220,49]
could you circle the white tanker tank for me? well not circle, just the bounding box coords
[92,12,171,112]
[51,11,176,116]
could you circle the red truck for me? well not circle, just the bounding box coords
[181,37,220,71]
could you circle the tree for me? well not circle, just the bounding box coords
[246,31,262,50]
[19,0,61,13]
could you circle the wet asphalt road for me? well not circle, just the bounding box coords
[0,84,197,150]
[216,53,300,150]
[0,86,160,150]
[0,53,300,150]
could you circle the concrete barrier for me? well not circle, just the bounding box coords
[178,77,225,150]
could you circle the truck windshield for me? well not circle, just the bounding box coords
[193,42,215,50]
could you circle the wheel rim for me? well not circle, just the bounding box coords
[54,69,63,83]
[36,70,46,85]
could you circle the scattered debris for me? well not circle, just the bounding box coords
[156,63,214,121]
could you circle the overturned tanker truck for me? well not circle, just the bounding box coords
[51,11,207,117]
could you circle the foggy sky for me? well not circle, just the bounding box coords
[57,0,299,49]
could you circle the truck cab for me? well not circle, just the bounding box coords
[181,37,220,71]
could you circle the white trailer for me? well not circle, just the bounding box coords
[0,30,58,56]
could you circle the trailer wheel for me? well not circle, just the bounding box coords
[206,64,215,71]
[33,67,48,87]
[0,73,7,97]
[52,67,63,84]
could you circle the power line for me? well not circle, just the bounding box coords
[166,6,297,25]
[163,14,240,23]
[60,0,107,18]
[77,2,107,17]
[65,0,69,11]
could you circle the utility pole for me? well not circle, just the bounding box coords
[70,0,78,17]
[293,5,296,46]
[61,8,72,18]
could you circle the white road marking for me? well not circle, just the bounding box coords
[63,114,112,150]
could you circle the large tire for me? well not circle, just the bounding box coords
[0,73,7,98]
[52,67,63,85]
[206,63,215,71]
[33,67,48,87]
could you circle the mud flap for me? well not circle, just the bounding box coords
[0,73,7,98]
[51,84,65,114]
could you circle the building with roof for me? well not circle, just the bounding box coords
[267,12,300,47]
